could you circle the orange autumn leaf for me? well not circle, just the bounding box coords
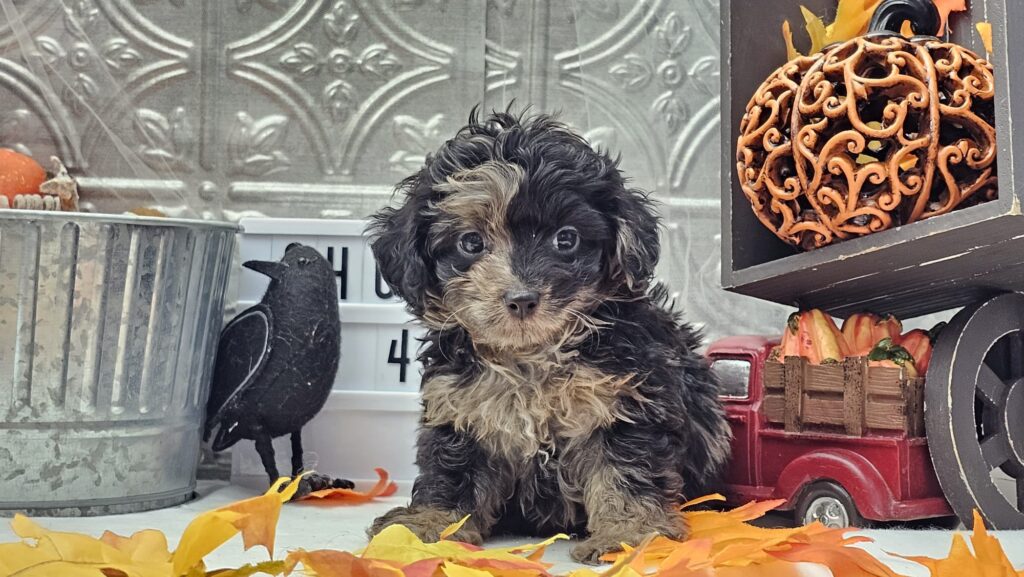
[300,468,398,504]
[285,549,404,577]
[897,511,1022,577]
[771,538,901,577]
[934,0,966,35]
[601,497,900,577]
[782,20,800,62]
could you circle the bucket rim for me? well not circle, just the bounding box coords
[0,209,240,231]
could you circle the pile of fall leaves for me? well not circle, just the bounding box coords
[782,0,993,62]
[2,470,1021,577]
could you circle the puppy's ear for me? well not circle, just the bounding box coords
[369,177,433,315]
[611,188,660,294]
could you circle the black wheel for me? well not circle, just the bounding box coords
[794,481,865,529]
[927,293,1024,529]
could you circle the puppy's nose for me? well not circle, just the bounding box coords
[504,290,540,320]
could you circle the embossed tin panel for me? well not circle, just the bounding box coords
[0,0,788,341]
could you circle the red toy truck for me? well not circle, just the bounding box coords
[707,335,954,528]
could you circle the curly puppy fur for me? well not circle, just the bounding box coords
[368,110,731,564]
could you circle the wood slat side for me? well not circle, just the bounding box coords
[784,356,804,432]
[843,357,866,436]
[867,366,906,397]
[802,397,846,426]
[905,377,925,437]
[764,361,785,390]
[764,394,785,423]
[865,400,908,430]
[803,363,846,393]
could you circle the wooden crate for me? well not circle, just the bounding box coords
[763,357,924,437]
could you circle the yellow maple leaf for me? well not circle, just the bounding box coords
[1,514,171,577]
[205,560,288,576]
[441,562,494,577]
[977,21,993,54]
[441,516,473,541]
[829,0,882,41]
[800,5,829,55]
[358,519,571,577]
[783,0,884,59]
[172,475,301,575]
[101,529,173,563]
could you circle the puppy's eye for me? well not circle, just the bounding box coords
[554,226,579,252]
[297,257,311,266]
[458,231,485,255]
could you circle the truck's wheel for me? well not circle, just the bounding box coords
[795,482,865,528]
[927,293,1024,529]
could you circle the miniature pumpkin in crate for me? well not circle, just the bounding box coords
[736,0,997,250]
[772,308,849,364]
[841,311,903,355]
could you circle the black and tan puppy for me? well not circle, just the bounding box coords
[367,110,730,564]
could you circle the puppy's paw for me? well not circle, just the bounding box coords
[368,505,483,544]
[571,533,637,565]
[572,516,686,565]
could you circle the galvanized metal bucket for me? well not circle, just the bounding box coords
[0,210,237,516]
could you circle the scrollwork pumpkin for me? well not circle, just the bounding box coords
[737,0,997,250]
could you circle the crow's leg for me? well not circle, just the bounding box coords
[289,429,354,500]
[254,431,279,486]
[290,430,304,477]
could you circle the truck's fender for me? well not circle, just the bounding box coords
[774,449,896,521]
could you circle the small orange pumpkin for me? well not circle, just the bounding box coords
[868,337,919,378]
[841,312,902,355]
[897,322,946,374]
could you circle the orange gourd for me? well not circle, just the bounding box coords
[868,337,919,378]
[841,312,880,355]
[897,322,945,375]
[872,313,903,345]
[841,312,903,356]
[787,309,849,364]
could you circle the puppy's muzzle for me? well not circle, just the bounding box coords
[504,290,540,320]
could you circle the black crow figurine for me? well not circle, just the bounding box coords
[204,242,352,497]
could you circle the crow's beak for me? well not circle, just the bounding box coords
[244,260,288,280]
